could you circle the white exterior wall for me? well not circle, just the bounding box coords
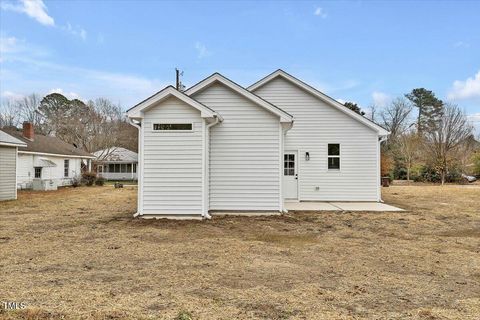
[0,146,17,200]
[254,77,379,201]
[142,96,204,216]
[16,153,82,189]
[193,83,281,211]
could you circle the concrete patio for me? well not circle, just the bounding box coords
[285,201,404,212]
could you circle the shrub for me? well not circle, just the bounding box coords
[71,177,80,188]
[473,152,480,176]
[81,172,96,186]
[95,177,105,186]
[417,165,462,183]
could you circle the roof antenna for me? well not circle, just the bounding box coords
[175,68,185,92]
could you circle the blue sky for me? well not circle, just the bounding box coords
[1,0,479,131]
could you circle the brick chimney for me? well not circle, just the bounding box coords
[22,122,34,140]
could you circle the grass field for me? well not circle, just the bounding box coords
[0,185,479,319]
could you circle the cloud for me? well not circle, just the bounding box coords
[0,35,18,54]
[314,7,327,18]
[1,53,167,107]
[1,1,87,41]
[467,112,480,135]
[0,34,51,63]
[48,88,81,100]
[63,23,87,41]
[336,98,346,104]
[1,0,54,26]
[1,90,24,100]
[448,71,480,100]
[372,91,391,107]
[195,42,211,59]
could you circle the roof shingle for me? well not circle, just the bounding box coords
[2,128,94,158]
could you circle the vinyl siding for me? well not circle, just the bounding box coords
[254,77,379,201]
[193,82,281,211]
[16,154,82,189]
[0,146,17,200]
[142,96,203,215]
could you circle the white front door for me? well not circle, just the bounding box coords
[283,151,298,199]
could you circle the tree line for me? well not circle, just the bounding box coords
[345,88,479,184]
[0,93,137,154]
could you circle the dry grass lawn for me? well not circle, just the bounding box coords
[0,185,479,319]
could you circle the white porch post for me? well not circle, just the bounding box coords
[131,162,133,179]
[88,159,92,172]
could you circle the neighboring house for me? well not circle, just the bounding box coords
[127,70,389,219]
[94,147,138,180]
[4,123,95,190]
[0,130,27,200]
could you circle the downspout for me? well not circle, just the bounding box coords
[281,121,294,213]
[203,115,221,219]
[127,117,142,218]
[378,135,388,203]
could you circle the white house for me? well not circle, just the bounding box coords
[94,147,138,180]
[4,123,96,190]
[0,130,27,201]
[127,70,389,219]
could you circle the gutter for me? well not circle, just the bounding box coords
[203,115,221,219]
[17,151,96,159]
[127,117,142,218]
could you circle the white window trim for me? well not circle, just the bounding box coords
[151,122,194,133]
[327,143,341,172]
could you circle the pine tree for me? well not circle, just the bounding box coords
[405,88,443,133]
[344,102,365,116]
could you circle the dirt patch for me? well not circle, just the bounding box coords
[0,185,479,319]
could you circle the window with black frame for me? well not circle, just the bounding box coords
[34,167,42,178]
[64,159,69,177]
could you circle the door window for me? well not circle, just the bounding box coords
[284,154,295,176]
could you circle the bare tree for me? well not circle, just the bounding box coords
[397,131,421,181]
[380,98,414,143]
[79,98,123,153]
[0,99,20,128]
[16,94,43,128]
[424,104,473,185]
[367,104,378,122]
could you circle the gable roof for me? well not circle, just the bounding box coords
[185,73,293,123]
[0,129,27,147]
[248,69,389,136]
[126,85,222,120]
[94,147,138,162]
[2,128,95,158]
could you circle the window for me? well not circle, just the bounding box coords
[284,154,295,176]
[328,144,340,170]
[34,167,42,178]
[153,123,192,131]
[64,159,69,177]
[133,163,137,173]
[108,164,114,173]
